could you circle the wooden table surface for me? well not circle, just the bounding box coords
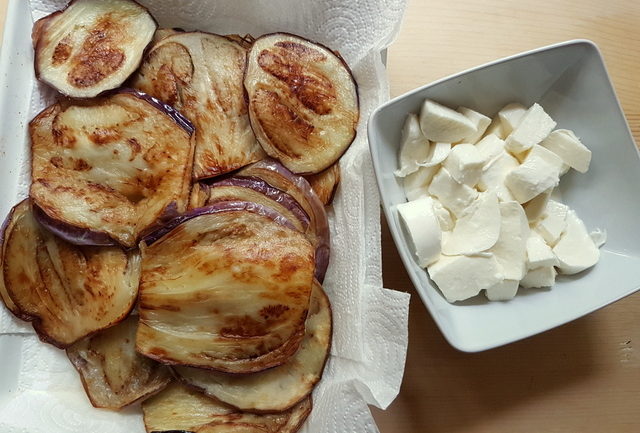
[372,1,640,432]
[0,0,638,432]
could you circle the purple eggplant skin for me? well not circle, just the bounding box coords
[33,204,119,247]
[141,201,298,247]
[115,88,195,135]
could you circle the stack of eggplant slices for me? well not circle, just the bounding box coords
[0,0,359,431]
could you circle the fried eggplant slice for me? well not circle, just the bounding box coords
[304,163,340,206]
[238,159,330,282]
[30,90,195,248]
[142,382,311,433]
[137,201,314,373]
[244,33,359,174]
[176,282,331,413]
[1,199,140,348]
[33,0,157,98]
[67,315,172,409]
[132,31,265,180]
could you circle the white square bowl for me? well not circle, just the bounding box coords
[369,40,640,352]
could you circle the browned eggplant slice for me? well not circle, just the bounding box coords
[30,90,195,248]
[238,159,330,282]
[132,31,265,180]
[304,163,340,206]
[244,33,359,174]
[0,199,140,348]
[67,315,172,409]
[176,282,331,413]
[33,0,157,98]
[136,201,314,373]
[142,382,311,433]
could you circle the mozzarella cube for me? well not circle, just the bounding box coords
[520,266,556,288]
[395,114,431,177]
[478,151,519,202]
[397,196,442,268]
[523,188,552,223]
[428,167,478,217]
[485,279,519,301]
[419,99,476,143]
[432,198,455,231]
[526,231,558,269]
[403,165,438,201]
[553,210,600,274]
[457,106,491,143]
[505,103,557,154]
[497,102,527,136]
[428,254,503,302]
[475,134,506,163]
[541,129,592,173]
[443,143,485,186]
[535,200,568,245]
[484,117,507,139]
[488,201,529,281]
[505,145,564,203]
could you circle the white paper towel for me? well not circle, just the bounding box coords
[0,1,411,432]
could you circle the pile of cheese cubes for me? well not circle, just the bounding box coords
[395,100,605,303]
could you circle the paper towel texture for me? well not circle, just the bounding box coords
[0,1,410,432]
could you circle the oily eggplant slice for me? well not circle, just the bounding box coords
[137,201,314,373]
[142,382,311,433]
[30,90,195,248]
[67,315,172,409]
[1,199,140,348]
[132,31,265,180]
[33,0,157,98]
[176,282,331,413]
[238,159,330,282]
[304,163,340,206]
[244,33,359,174]
[0,202,25,317]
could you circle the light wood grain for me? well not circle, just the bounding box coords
[373,0,640,432]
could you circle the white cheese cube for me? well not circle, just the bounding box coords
[475,134,506,164]
[520,266,556,288]
[553,210,600,274]
[397,196,442,268]
[504,103,557,154]
[497,102,527,136]
[484,118,507,139]
[478,151,519,202]
[428,167,478,217]
[394,114,431,177]
[421,142,453,167]
[535,200,568,245]
[442,191,501,255]
[457,106,491,143]
[504,145,563,203]
[485,279,519,301]
[488,201,529,281]
[443,143,485,186]
[428,254,503,302]
[526,231,558,269]
[432,198,455,231]
[403,165,438,201]
[419,99,477,143]
[523,188,552,223]
[541,129,592,173]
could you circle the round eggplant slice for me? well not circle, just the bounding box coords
[132,31,265,180]
[238,159,330,282]
[175,282,331,413]
[142,382,311,433]
[67,315,172,409]
[136,201,315,373]
[29,90,195,248]
[1,199,140,348]
[304,162,341,206]
[244,33,359,174]
[33,0,157,98]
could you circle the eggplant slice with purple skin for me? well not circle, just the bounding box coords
[304,162,341,206]
[67,315,172,409]
[33,0,157,98]
[136,201,315,373]
[132,31,265,180]
[175,281,332,413]
[30,90,195,248]
[0,199,140,348]
[142,382,311,433]
[244,33,359,175]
